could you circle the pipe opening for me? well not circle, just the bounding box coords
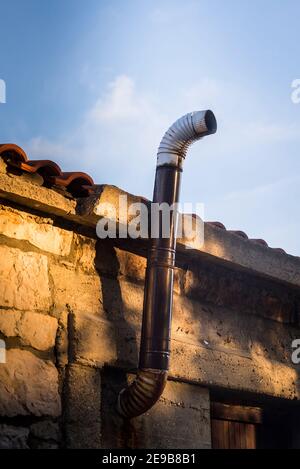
[204,110,217,135]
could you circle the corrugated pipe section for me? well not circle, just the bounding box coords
[117,111,217,419]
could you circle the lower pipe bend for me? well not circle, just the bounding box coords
[117,369,167,419]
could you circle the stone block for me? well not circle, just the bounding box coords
[0,349,61,417]
[50,263,102,314]
[0,309,57,351]
[0,246,51,311]
[71,313,118,367]
[0,425,29,449]
[30,421,61,442]
[73,233,97,273]
[115,248,146,282]
[0,205,73,256]
[65,364,101,448]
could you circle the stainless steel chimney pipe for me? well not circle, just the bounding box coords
[117,110,217,419]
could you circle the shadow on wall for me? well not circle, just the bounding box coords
[95,240,140,448]
[66,236,300,448]
[95,240,140,368]
[91,240,212,449]
[173,246,300,402]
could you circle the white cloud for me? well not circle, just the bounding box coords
[24,74,300,197]
[25,75,169,195]
[27,136,73,161]
[88,75,147,121]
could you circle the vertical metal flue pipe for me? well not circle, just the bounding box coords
[117,111,217,419]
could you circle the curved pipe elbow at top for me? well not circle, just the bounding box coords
[117,110,217,420]
[157,110,217,168]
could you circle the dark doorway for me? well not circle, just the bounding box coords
[211,402,261,449]
[211,402,296,449]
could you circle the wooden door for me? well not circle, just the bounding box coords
[211,419,256,449]
[211,403,262,449]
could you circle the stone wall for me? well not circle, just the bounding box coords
[0,171,300,448]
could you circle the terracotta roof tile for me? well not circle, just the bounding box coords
[228,230,249,240]
[0,143,94,197]
[206,221,226,230]
[207,220,286,254]
[250,238,269,247]
[0,143,289,255]
[0,143,28,162]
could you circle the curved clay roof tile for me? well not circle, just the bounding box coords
[52,171,94,187]
[206,221,226,230]
[250,238,269,247]
[228,230,249,239]
[24,160,62,177]
[0,143,28,163]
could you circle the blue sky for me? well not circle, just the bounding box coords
[0,0,300,255]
